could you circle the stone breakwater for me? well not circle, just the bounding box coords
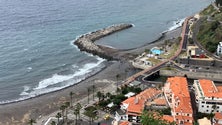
[74,24,133,60]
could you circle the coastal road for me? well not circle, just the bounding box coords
[122,17,191,86]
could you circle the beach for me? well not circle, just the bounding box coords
[0,27,181,125]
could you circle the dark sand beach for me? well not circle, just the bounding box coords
[0,27,181,125]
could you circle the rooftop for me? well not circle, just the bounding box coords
[198,79,222,98]
[167,77,193,113]
[215,112,222,120]
[162,115,174,123]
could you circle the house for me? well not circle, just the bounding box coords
[187,46,205,58]
[115,88,162,123]
[213,112,222,125]
[193,79,222,114]
[217,42,222,56]
[164,77,193,125]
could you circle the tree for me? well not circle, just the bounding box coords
[141,110,173,125]
[64,101,70,121]
[116,74,120,92]
[60,105,66,122]
[96,91,102,102]
[92,85,95,101]
[51,121,56,125]
[106,92,111,98]
[84,107,97,125]
[74,106,79,125]
[55,112,62,124]
[76,103,82,119]
[27,118,36,125]
[70,92,74,106]
[87,87,91,104]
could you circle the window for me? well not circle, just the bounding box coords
[202,105,204,108]
[217,106,220,109]
[206,110,209,112]
[187,114,189,116]
[176,113,179,115]
[207,106,209,108]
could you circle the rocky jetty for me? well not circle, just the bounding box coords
[74,24,133,60]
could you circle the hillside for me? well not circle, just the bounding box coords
[196,4,222,53]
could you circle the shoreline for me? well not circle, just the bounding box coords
[0,25,182,125]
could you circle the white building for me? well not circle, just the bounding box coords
[193,79,222,114]
[217,42,222,56]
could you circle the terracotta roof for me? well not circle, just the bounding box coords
[136,88,161,100]
[121,88,161,115]
[215,112,222,120]
[167,77,193,113]
[198,79,222,98]
[162,115,174,123]
[217,86,222,92]
[122,96,144,114]
[119,121,129,125]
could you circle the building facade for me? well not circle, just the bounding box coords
[217,42,222,56]
[164,77,193,125]
[193,79,222,114]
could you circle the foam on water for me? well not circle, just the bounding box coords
[162,18,186,33]
[0,57,105,104]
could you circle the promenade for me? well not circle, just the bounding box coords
[122,17,191,86]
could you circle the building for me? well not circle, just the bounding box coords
[213,112,222,125]
[187,46,205,58]
[164,77,193,125]
[193,79,222,114]
[115,88,162,123]
[217,42,222,56]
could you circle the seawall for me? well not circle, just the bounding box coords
[74,24,133,60]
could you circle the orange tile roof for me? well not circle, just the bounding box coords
[215,112,222,120]
[137,88,161,100]
[119,121,129,125]
[162,115,174,123]
[121,88,161,115]
[153,98,167,105]
[122,96,144,114]
[217,86,222,92]
[198,79,222,98]
[167,77,193,114]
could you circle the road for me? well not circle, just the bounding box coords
[122,17,191,86]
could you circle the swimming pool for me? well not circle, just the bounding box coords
[151,48,164,55]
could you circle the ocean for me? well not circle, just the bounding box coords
[0,0,212,104]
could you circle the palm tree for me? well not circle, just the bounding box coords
[116,74,120,92]
[76,103,82,119]
[55,112,62,124]
[74,103,82,125]
[96,91,102,102]
[87,87,91,104]
[70,91,74,106]
[27,118,36,125]
[106,92,111,98]
[73,107,79,125]
[60,104,66,122]
[64,101,70,121]
[51,121,56,125]
[92,85,95,101]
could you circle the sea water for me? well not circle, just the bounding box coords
[0,0,212,104]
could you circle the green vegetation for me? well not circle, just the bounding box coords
[200,5,215,15]
[197,20,222,52]
[141,110,175,125]
[197,4,222,53]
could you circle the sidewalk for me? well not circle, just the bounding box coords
[36,83,117,125]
